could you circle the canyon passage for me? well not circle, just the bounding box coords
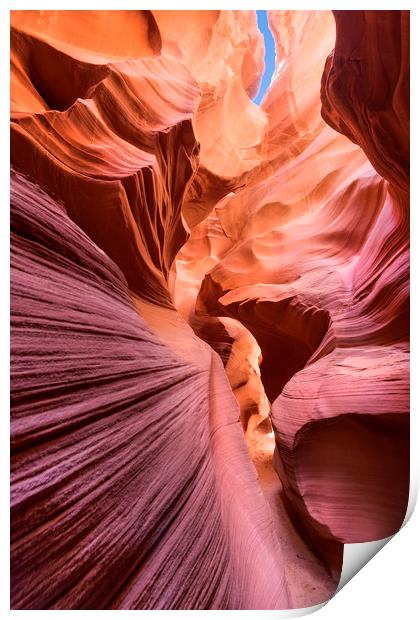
[10,9,409,610]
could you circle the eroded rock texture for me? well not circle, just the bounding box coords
[11,9,409,610]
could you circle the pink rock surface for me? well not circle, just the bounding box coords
[187,10,409,574]
[11,172,290,609]
[11,15,200,307]
[10,9,409,610]
[321,10,409,203]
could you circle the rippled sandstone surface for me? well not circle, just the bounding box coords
[10,10,409,610]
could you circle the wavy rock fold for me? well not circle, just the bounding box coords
[10,9,409,610]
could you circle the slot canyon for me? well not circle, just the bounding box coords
[10,9,409,610]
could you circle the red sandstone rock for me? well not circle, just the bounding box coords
[260,11,336,174]
[189,10,409,572]
[321,10,409,203]
[11,12,201,308]
[11,172,291,610]
[10,8,409,611]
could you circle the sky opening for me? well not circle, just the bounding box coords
[253,10,276,105]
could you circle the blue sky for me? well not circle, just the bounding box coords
[253,10,276,105]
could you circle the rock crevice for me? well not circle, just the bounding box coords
[10,9,409,610]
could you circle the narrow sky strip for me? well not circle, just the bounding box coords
[253,10,276,105]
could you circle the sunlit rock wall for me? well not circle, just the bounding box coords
[179,8,410,575]
[10,9,409,610]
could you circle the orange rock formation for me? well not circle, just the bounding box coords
[10,9,409,610]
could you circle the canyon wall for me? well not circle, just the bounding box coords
[10,10,409,609]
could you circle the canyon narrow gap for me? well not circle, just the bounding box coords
[10,9,409,611]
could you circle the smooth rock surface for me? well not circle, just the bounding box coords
[10,9,409,610]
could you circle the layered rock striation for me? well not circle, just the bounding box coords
[10,9,409,610]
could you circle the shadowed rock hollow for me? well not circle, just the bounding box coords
[10,10,409,610]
